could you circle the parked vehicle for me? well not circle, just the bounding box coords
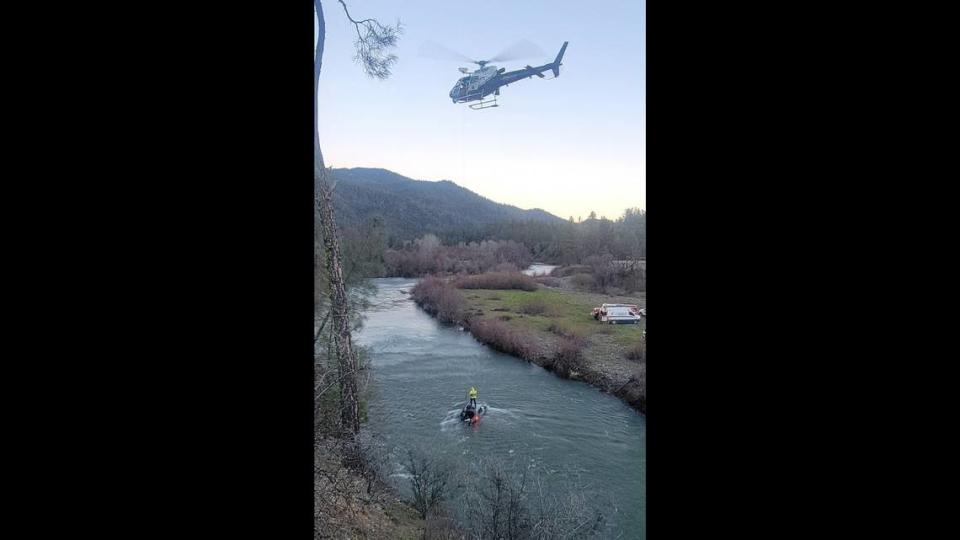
[591,303,643,324]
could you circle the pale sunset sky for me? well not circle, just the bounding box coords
[317,0,645,221]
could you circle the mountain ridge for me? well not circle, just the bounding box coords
[329,167,565,242]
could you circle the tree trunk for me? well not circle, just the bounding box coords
[315,0,360,437]
[317,176,361,436]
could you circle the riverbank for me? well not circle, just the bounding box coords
[315,360,428,537]
[315,437,426,539]
[412,277,646,413]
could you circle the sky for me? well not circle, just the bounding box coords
[317,0,645,221]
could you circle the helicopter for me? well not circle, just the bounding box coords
[440,41,569,110]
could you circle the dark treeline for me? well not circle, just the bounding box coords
[338,208,646,293]
[437,208,645,265]
[384,235,532,277]
[380,208,644,278]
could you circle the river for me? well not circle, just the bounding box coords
[521,263,558,276]
[357,278,646,538]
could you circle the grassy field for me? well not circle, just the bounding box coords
[461,287,645,348]
[412,274,646,412]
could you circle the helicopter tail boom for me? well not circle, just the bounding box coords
[551,41,568,77]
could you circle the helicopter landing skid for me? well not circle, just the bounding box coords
[468,97,498,110]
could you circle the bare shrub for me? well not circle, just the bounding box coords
[547,322,585,343]
[404,449,453,520]
[518,298,549,315]
[569,273,597,291]
[529,477,607,539]
[461,459,608,539]
[534,276,562,287]
[551,264,592,278]
[614,374,646,413]
[469,319,536,360]
[456,271,538,291]
[411,276,466,324]
[423,505,467,540]
[384,238,533,277]
[314,437,393,538]
[465,463,531,540]
[551,336,586,378]
[603,285,626,296]
[436,287,466,323]
[584,254,616,291]
[626,340,645,362]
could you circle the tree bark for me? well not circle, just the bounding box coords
[315,0,360,437]
[317,178,361,436]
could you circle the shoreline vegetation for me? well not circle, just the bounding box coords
[316,204,645,536]
[315,437,426,538]
[411,269,646,414]
[314,0,645,532]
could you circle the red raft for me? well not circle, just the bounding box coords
[460,404,487,425]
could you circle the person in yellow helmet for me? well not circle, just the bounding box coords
[468,386,478,408]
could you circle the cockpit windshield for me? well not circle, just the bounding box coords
[450,75,479,99]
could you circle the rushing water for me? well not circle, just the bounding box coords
[522,263,558,276]
[357,278,645,538]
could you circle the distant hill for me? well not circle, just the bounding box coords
[329,167,564,242]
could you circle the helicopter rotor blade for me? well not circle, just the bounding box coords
[417,40,477,64]
[486,39,546,63]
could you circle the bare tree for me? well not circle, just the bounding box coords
[314,0,401,440]
[404,449,453,519]
[458,460,609,539]
[337,0,401,80]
